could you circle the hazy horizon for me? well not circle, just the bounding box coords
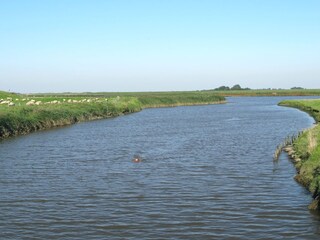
[1,0,320,93]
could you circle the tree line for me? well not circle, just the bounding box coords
[214,84,250,91]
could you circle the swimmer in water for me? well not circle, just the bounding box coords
[132,155,141,163]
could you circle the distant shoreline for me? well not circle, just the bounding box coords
[20,89,320,98]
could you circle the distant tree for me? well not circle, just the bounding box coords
[291,87,304,90]
[214,86,230,91]
[231,84,242,90]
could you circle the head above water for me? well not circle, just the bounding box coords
[132,155,142,163]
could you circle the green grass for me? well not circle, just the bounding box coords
[130,91,225,108]
[279,99,320,122]
[25,91,225,108]
[28,89,320,98]
[210,89,320,96]
[279,99,320,208]
[0,96,142,139]
[0,91,21,100]
[0,90,224,139]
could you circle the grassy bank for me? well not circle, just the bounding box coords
[26,91,225,108]
[0,91,225,139]
[279,99,320,210]
[0,95,141,139]
[126,91,225,108]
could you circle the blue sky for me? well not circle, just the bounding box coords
[1,0,319,93]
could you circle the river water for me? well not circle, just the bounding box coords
[1,97,320,239]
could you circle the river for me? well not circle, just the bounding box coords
[1,97,320,239]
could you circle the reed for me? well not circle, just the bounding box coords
[273,132,303,162]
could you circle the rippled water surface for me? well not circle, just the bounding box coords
[1,97,320,239]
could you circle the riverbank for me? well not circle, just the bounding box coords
[0,91,225,140]
[279,99,320,210]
